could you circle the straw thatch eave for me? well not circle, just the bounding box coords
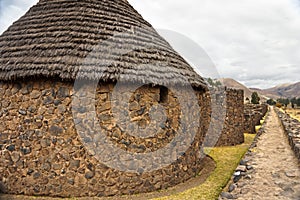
[0,0,207,90]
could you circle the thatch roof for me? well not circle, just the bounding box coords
[0,0,207,89]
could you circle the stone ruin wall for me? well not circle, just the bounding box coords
[244,104,268,133]
[276,109,300,161]
[0,79,210,197]
[205,88,245,147]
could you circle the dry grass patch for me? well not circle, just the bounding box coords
[285,108,300,122]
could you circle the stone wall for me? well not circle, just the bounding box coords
[244,104,268,133]
[205,88,244,147]
[276,109,300,161]
[0,79,210,197]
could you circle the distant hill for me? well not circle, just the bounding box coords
[210,78,300,100]
[250,88,279,100]
[219,78,255,99]
[263,82,300,99]
[220,78,300,100]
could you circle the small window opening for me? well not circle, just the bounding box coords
[159,86,168,103]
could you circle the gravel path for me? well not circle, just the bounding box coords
[224,107,300,200]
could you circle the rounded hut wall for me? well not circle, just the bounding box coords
[0,80,208,197]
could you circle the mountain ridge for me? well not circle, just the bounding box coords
[263,82,300,98]
[219,78,300,100]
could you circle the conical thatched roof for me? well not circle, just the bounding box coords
[0,0,206,89]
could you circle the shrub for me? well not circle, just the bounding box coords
[276,102,282,108]
[251,92,260,104]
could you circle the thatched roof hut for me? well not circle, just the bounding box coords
[0,0,206,89]
[0,0,211,197]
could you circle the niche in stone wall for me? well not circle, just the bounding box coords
[159,86,168,104]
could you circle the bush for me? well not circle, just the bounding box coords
[266,98,276,105]
[277,98,290,107]
[276,102,282,108]
[251,92,260,104]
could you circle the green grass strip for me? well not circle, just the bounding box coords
[154,134,255,200]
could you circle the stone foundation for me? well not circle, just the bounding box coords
[244,104,268,133]
[0,79,209,197]
[276,109,300,161]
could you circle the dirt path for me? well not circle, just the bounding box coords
[228,107,300,200]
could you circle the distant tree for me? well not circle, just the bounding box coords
[291,97,300,107]
[251,92,260,104]
[266,98,276,105]
[215,80,222,87]
[277,98,290,107]
[292,102,295,109]
[291,97,297,105]
[286,98,290,106]
[206,78,223,88]
[297,98,300,107]
[207,78,214,87]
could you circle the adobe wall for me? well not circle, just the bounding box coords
[244,104,268,133]
[276,109,300,161]
[0,80,210,197]
[205,88,244,147]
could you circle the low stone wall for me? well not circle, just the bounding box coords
[244,104,268,133]
[276,109,300,161]
[0,79,210,197]
[205,88,244,147]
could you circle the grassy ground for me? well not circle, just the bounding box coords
[156,112,266,199]
[155,133,256,200]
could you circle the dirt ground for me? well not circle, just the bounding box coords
[228,107,300,200]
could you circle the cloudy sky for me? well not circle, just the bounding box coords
[1,0,300,89]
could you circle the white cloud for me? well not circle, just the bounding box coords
[128,0,300,89]
[0,0,38,33]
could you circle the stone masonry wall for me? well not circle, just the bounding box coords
[0,80,210,197]
[244,104,268,133]
[276,109,300,161]
[217,89,244,146]
[205,88,244,147]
